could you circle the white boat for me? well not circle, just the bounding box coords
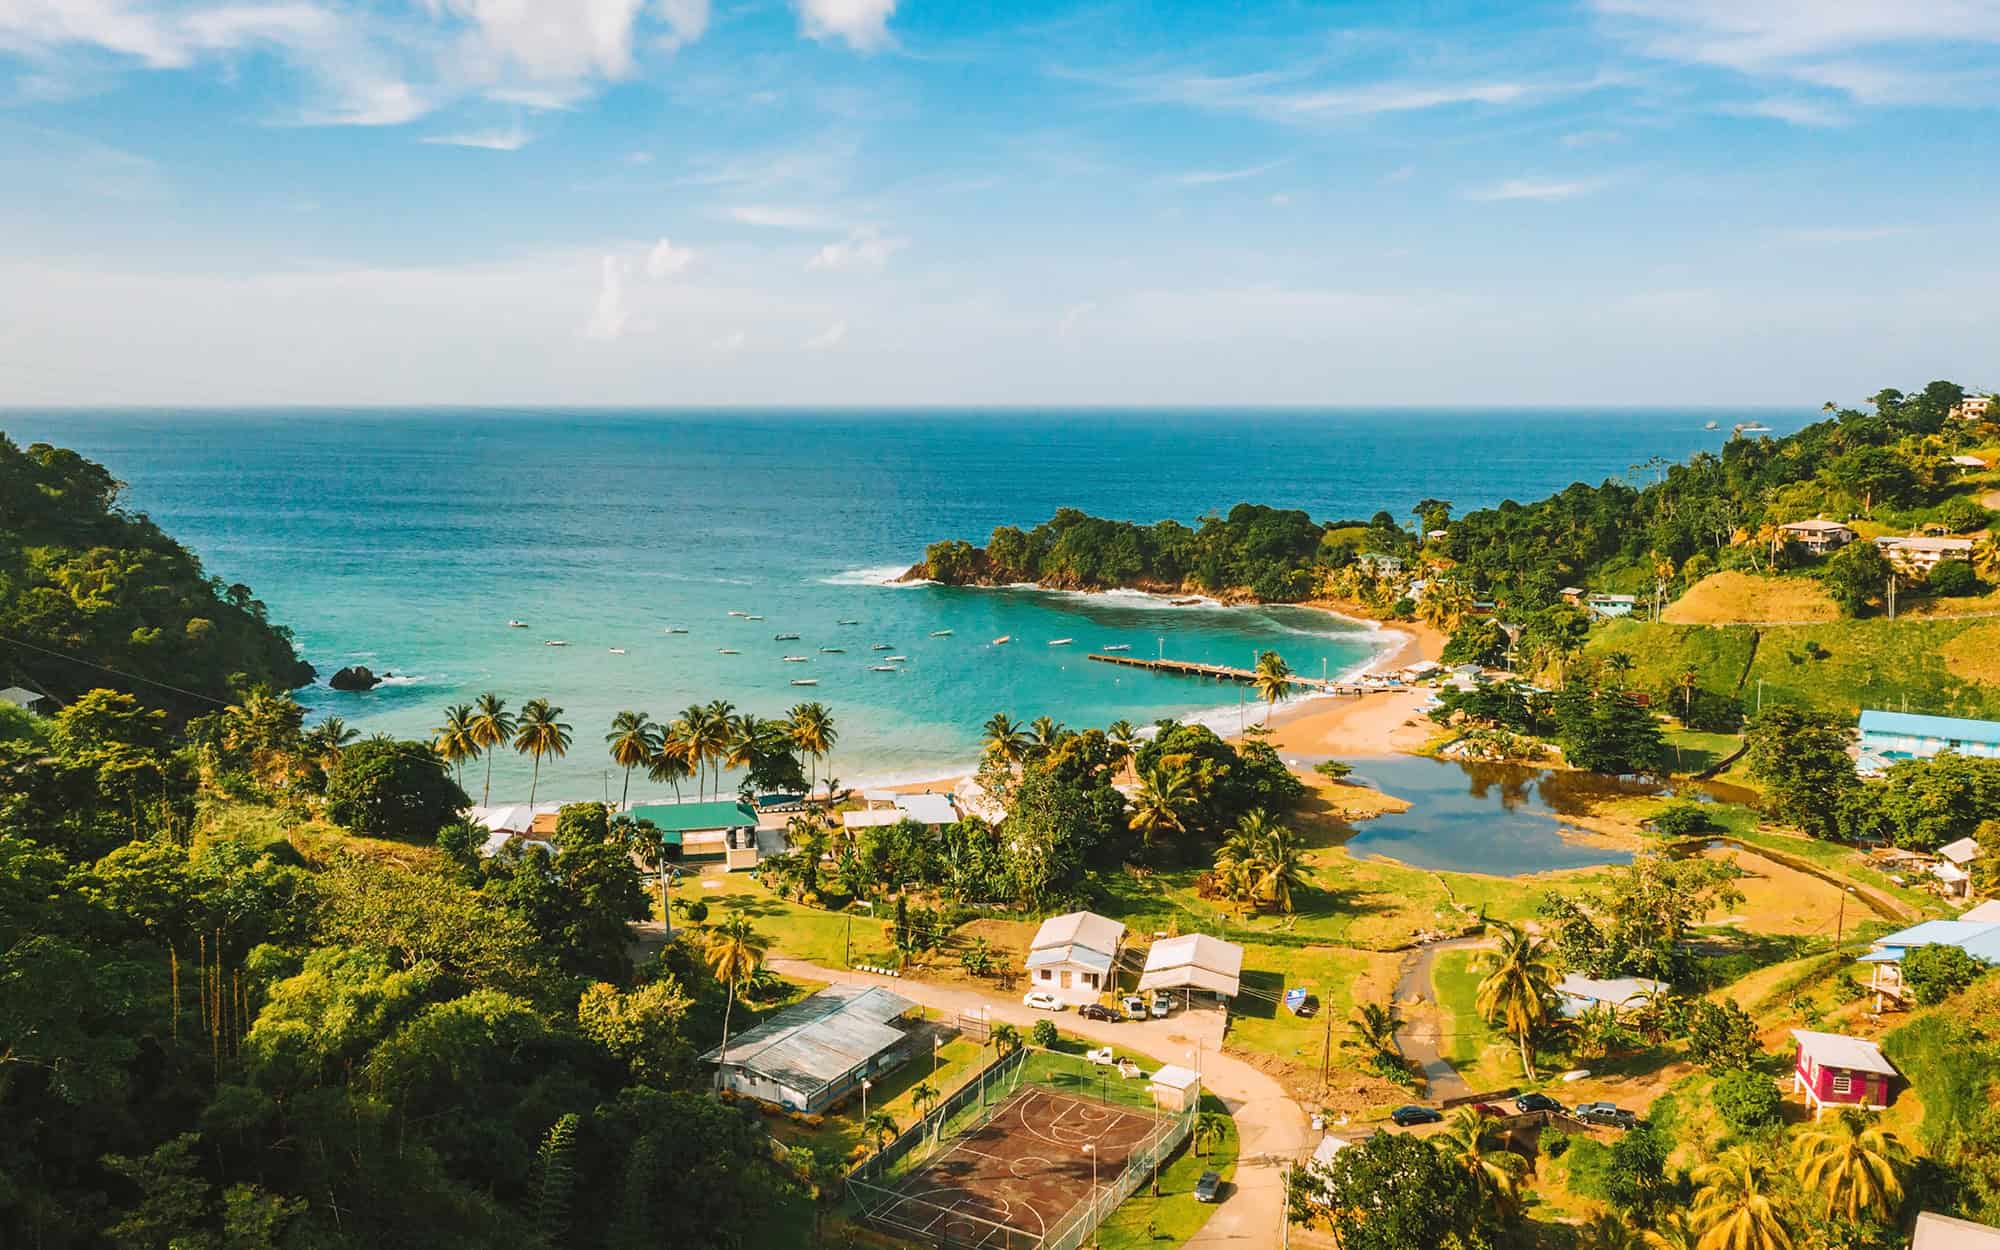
[870,664,897,672]
[783,655,810,663]
[746,614,765,621]
[993,635,1011,645]
[608,648,626,655]
[718,648,740,655]
[819,647,845,653]
[773,632,800,640]
[545,640,568,647]
[789,678,818,686]
[1048,638,1073,646]
[872,643,893,651]
[886,655,908,662]
[1703,420,1719,430]
[665,627,689,634]
[728,610,747,617]
[930,629,954,637]
[1102,643,1131,652]
[508,619,527,628]
[837,619,860,625]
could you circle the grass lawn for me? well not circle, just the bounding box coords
[1095,1091,1240,1250]
[1225,943,1401,1077]
[1662,571,1841,624]
[695,870,902,968]
[1659,727,1743,777]
[767,1036,990,1162]
[1431,948,1506,1081]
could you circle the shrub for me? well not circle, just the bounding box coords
[1030,1019,1059,1049]
[1651,801,1717,837]
[1712,1069,1783,1133]
[1934,496,1992,535]
[1929,560,1980,598]
[1539,1127,1571,1159]
[1685,999,1760,1072]
[1904,943,1990,1005]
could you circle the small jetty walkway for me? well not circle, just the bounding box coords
[1086,651,1370,694]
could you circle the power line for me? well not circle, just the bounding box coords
[0,630,234,708]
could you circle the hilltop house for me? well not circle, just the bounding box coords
[1583,592,1639,620]
[1858,710,2000,763]
[1026,911,1125,1007]
[703,984,920,1113]
[1950,395,1995,422]
[1877,535,1975,574]
[0,686,50,715]
[1858,918,2000,1006]
[1778,519,1857,555]
[1914,1211,2000,1249]
[1791,1029,1899,1118]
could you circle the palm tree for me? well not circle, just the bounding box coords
[605,710,658,811]
[1792,1108,1910,1224]
[982,713,1028,767]
[703,915,767,1092]
[1691,1147,1793,1250]
[1973,534,2000,582]
[1345,1000,1404,1060]
[1677,667,1700,724]
[1105,719,1140,779]
[699,699,737,798]
[1419,579,1475,633]
[468,694,515,806]
[647,726,693,800]
[513,698,572,807]
[1435,1108,1528,1212]
[1027,715,1066,757]
[1474,921,1558,1080]
[1128,765,1190,848]
[862,1111,899,1155]
[1580,1213,1646,1250]
[1216,809,1307,913]
[301,715,357,767]
[722,713,761,781]
[1641,1214,1699,1250]
[1193,1110,1229,1158]
[433,703,480,789]
[1250,650,1293,722]
[788,702,837,795]
[911,1081,938,1121]
[990,1022,1021,1058]
[1602,650,1636,680]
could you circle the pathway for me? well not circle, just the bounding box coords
[766,957,1309,1249]
[1391,937,1486,1104]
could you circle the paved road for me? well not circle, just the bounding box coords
[1391,937,1487,1104]
[767,957,1309,1249]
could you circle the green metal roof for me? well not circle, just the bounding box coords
[626,800,757,834]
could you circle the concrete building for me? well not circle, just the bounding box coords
[1858,919,2000,1006]
[1877,535,1975,574]
[1026,911,1126,1007]
[703,984,920,1112]
[1949,395,1995,423]
[1858,710,2000,763]
[1778,519,1857,555]
[839,791,960,833]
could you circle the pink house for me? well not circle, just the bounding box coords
[1791,1029,1898,1118]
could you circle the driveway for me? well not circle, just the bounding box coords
[767,957,1309,1249]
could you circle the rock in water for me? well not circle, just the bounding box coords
[328,665,382,691]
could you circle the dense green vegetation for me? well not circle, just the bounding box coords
[0,434,314,715]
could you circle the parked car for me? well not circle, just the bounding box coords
[1575,1102,1639,1129]
[1515,1093,1564,1114]
[1150,991,1172,1019]
[1120,995,1148,1019]
[1022,991,1064,1012]
[1471,1103,1506,1118]
[1389,1105,1444,1127]
[1078,1003,1119,1023]
[1194,1171,1224,1203]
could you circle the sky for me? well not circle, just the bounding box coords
[0,0,1996,407]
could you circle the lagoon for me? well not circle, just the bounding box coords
[1338,756,1639,876]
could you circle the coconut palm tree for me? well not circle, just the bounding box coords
[1435,1108,1528,1212]
[911,1081,938,1121]
[1194,1110,1229,1158]
[1345,999,1404,1060]
[604,710,658,811]
[433,703,480,789]
[990,1022,1021,1057]
[1579,1213,1646,1250]
[1419,579,1476,633]
[699,699,737,798]
[787,701,837,795]
[703,914,767,1092]
[722,713,761,781]
[1027,715,1066,757]
[1217,809,1308,912]
[512,698,572,807]
[862,1112,899,1155]
[1973,534,2000,582]
[301,715,357,768]
[468,693,515,806]
[1475,921,1558,1080]
[1691,1147,1793,1250]
[1641,1213,1699,1250]
[647,726,693,800]
[1792,1108,1910,1224]
[1250,650,1293,722]
[1105,719,1140,779]
[1128,765,1190,848]
[982,713,1028,767]
[1602,650,1636,680]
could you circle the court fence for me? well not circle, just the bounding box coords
[845,1044,1198,1249]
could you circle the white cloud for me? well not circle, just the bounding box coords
[803,319,847,350]
[726,203,836,229]
[1085,65,1552,124]
[1168,159,1285,186]
[646,236,693,277]
[1381,164,1416,183]
[1726,96,1844,126]
[1055,301,1094,338]
[656,0,709,51]
[710,329,746,352]
[1268,192,1292,207]
[1779,225,1914,245]
[580,254,628,339]
[1463,176,1606,202]
[422,124,532,150]
[794,0,895,52]
[807,227,904,271]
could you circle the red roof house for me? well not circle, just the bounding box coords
[1790,1029,1898,1118]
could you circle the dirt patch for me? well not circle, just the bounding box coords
[1701,847,1856,937]
[1664,571,1840,625]
[1941,620,2000,685]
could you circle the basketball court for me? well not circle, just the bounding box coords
[860,1082,1170,1249]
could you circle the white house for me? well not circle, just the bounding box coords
[1555,974,1666,1018]
[1877,535,1975,574]
[1778,519,1857,555]
[1137,934,1244,1005]
[840,791,960,832]
[1914,1210,2000,1249]
[1026,911,1126,1007]
[1148,1064,1202,1112]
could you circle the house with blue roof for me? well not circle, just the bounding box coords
[1857,710,2000,764]
[1860,916,2000,1007]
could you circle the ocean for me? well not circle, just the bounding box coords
[2,407,1807,801]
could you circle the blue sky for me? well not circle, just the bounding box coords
[1,0,1996,405]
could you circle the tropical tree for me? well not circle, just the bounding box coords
[981,713,1028,767]
[432,703,480,790]
[1641,1213,1699,1250]
[862,1112,898,1154]
[704,915,768,1092]
[1434,1108,1528,1212]
[300,715,357,767]
[1475,921,1559,1079]
[722,713,761,780]
[1345,999,1404,1060]
[468,692,515,806]
[513,698,572,807]
[1027,716,1066,757]
[1419,579,1476,633]
[1128,765,1191,848]
[605,710,658,811]
[1792,1108,1910,1224]
[911,1081,938,1121]
[990,1022,1021,1057]
[647,726,693,800]
[1194,1110,1229,1158]
[1250,650,1294,721]
[1216,809,1308,912]
[1106,719,1140,779]
[1690,1147,1793,1250]
[1580,1212,1646,1250]
[787,701,837,795]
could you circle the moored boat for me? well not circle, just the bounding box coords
[783,655,810,662]
[774,632,801,640]
[930,629,954,637]
[545,640,568,647]
[819,647,845,653]
[1048,638,1073,646]
[993,635,1011,645]
[508,619,527,628]
[1102,643,1131,652]
[790,678,818,686]
[718,648,740,654]
[870,664,897,672]
[608,648,625,655]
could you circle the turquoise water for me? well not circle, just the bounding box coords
[0,408,1806,801]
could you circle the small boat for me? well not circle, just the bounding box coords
[930,629,954,637]
[872,643,893,651]
[665,627,689,634]
[608,648,626,655]
[728,610,747,617]
[819,647,845,654]
[886,655,908,662]
[837,619,860,625]
[870,664,898,672]
[993,635,1011,645]
[790,678,819,686]
[545,640,568,647]
[783,655,810,663]
[1048,638,1073,646]
[1704,420,1719,430]
[508,619,528,628]
[1169,597,1202,606]
[773,632,801,640]
[746,614,765,621]
[1733,422,1772,434]
[719,648,740,655]
[1103,643,1131,652]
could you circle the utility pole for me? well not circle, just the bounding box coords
[844,913,852,967]
[1887,573,1897,620]
[1319,1010,1334,1093]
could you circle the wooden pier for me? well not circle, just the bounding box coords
[1086,652,1370,695]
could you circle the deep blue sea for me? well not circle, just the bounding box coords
[2,408,1808,801]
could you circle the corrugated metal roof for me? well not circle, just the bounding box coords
[627,800,758,833]
[1791,1029,1898,1077]
[1874,920,1999,948]
[701,984,917,1090]
[1030,911,1125,958]
[1138,934,1243,996]
[1859,709,2000,746]
[1027,944,1114,975]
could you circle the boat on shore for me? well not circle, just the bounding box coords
[930,629,954,637]
[1102,643,1131,652]
[790,678,818,686]
[1048,638,1073,646]
[1169,597,1202,606]
[992,635,1011,645]
[545,640,568,647]
[774,632,801,640]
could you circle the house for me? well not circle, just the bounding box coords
[626,799,761,869]
[1790,1029,1899,1117]
[1778,519,1858,555]
[1555,974,1666,1018]
[1950,455,1991,471]
[1877,535,1975,574]
[1584,592,1639,620]
[702,984,919,1113]
[1857,919,2000,1005]
[1148,1064,1202,1112]
[1949,395,1995,423]
[0,685,51,714]
[1026,911,1126,1007]
[1914,1210,2000,1249]
[1858,710,2000,763]
[1558,587,1586,605]
[839,791,960,833]
[1356,553,1405,576]
[1960,899,2000,923]
[1136,934,1244,1005]
[1937,837,1984,900]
